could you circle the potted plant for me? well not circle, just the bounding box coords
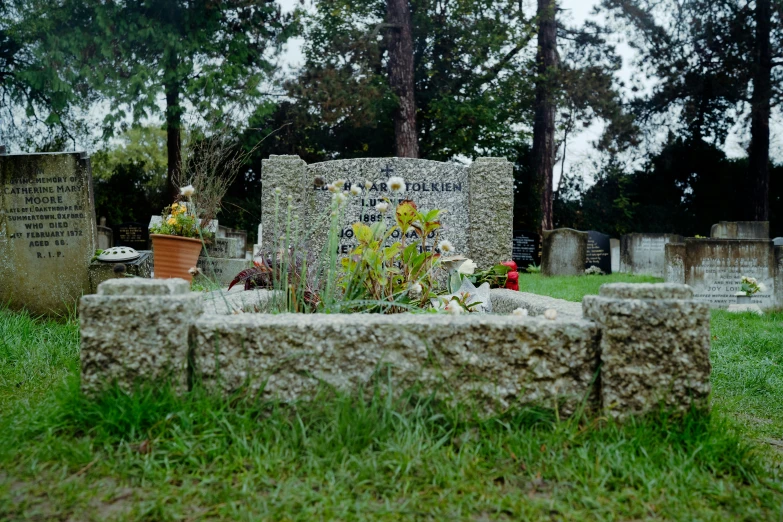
[150,185,210,282]
[736,275,765,304]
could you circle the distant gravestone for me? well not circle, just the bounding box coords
[773,237,783,247]
[710,221,769,239]
[620,233,684,277]
[0,152,97,315]
[97,218,113,250]
[197,257,251,285]
[116,222,149,250]
[261,156,513,269]
[585,231,611,274]
[541,228,587,277]
[664,238,777,309]
[610,238,620,273]
[511,230,540,270]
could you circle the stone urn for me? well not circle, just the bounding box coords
[736,294,752,304]
[151,234,203,282]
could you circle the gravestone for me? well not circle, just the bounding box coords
[197,257,251,286]
[710,221,769,239]
[511,230,540,270]
[541,228,587,277]
[97,218,113,250]
[664,238,778,309]
[202,237,242,259]
[773,237,783,247]
[261,156,513,269]
[116,222,149,250]
[0,152,97,315]
[620,233,684,277]
[610,238,620,273]
[585,231,611,274]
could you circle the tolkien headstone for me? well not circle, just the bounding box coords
[0,152,97,315]
[610,238,620,273]
[541,228,587,277]
[710,221,769,240]
[261,156,513,269]
[116,222,149,250]
[511,230,540,270]
[585,231,611,274]
[620,233,684,277]
[664,238,777,309]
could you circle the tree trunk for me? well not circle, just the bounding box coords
[165,77,182,199]
[749,0,771,221]
[386,0,419,158]
[531,0,558,232]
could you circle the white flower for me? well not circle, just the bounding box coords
[188,266,201,276]
[326,184,337,193]
[375,201,389,213]
[334,192,348,205]
[445,301,463,315]
[512,307,528,317]
[364,180,373,190]
[758,283,767,293]
[388,176,406,193]
[350,185,362,196]
[409,282,423,297]
[544,309,558,320]
[334,179,346,189]
[458,259,477,275]
[438,240,455,254]
[180,185,195,198]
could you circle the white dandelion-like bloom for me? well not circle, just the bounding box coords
[409,282,423,298]
[274,187,282,195]
[180,185,195,198]
[350,185,362,196]
[512,307,528,317]
[364,180,373,190]
[375,201,389,213]
[334,179,346,189]
[334,192,348,205]
[388,176,406,193]
[544,309,558,320]
[326,184,337,193]
[438,239,455,254]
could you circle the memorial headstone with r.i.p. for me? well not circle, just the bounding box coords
[0,152,97,315]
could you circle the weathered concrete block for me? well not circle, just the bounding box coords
[583,283,711,419]
[88,250,153,293]
[80,278,202,394]
[541,228,587,277]
[710,221,769,239]
[664,243,686,284]
[191,314,601,414]
[620,233,684,277]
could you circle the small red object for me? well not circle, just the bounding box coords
[501,260,517,272]
[505,271,519,291]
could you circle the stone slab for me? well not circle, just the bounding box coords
[620,233,684,277]
[80,278,202,393]
[727,304,763,315]
[583,293,711,419]
[261,155,513,270]
[0,152,97,315]
[489,288,583,319]
[710,221,769,239]
[192,313,601,414]
[97,225,113,250]
[599,282,694,300]
[203,237,242,259]
[682,239,776,309]
[610,238,620,273]
[541,228,587,276]
[774,237,783,247]
[197,257,252,286]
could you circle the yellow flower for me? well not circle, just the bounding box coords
[171,203,179,209]
[167,217,176,225]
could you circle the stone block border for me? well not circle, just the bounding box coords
[80,280,712,420]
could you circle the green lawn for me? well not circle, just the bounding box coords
[1,276,782,520]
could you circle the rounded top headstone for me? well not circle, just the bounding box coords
[97,246,141,262]
[599,283,694,300]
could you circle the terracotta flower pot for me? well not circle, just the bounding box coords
[151,234,204,282]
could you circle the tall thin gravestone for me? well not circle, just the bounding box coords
[0,152,97,315]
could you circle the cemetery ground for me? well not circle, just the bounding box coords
[1,276,782,520]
